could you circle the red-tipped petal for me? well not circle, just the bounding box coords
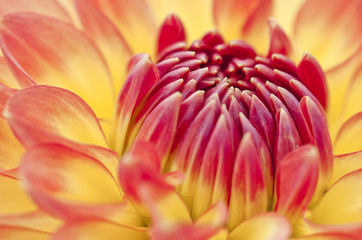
[228,133,268,230]
[157,14,186,55]
[135,93,182,159]
[267,18,292,57]
[4,85,108,149]
[297,53,328,109]
[75,0,132,94]
[112,56,159,154]
[275,145,319,223]
[274,109,302,171]
[300,96,333,189]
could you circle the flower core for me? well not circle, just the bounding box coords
[129,31,333,223]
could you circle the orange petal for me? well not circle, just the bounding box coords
[334,112,362,155]
[0,12,115,121]
[0,174,37,215]
[294,0,362,69]
[229,213,290,240]
[4,85,108,149]
[75,0,132,94]
[0,0,71,23]
[52,220,148,240]
[275,145,319,223]
[0,225,49,240]
[86,0,156,54]
[228,132,268,230]
[20,143,123,221]
[0,57,21,89]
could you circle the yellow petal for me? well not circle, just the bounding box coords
[334,112,362,155]
[330,151,362,187]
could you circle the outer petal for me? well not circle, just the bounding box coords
[20,143,125,221]
[294,0,362,69]
[297,233,357,240]
[229,213,291,240]
[0,57,20,89]
[213,0,272,53]
[0,13,115,121]
[85,0,156,54]
[275,145,319,223]
[0,0,71,23]
[305,169,362,226]
[0,226,49,240]
[4,85,107,149]
[52,220,148,240]
[150,0,214,43]
[75,0,132,94]
[330,151,362,186]
[334,112,362,155]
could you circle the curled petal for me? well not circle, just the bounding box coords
[4,85,108,149]
[275,145,319,223]
[267,18,292,57]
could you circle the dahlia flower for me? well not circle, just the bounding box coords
[0,0,361,239]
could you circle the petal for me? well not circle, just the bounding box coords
[20,143,124,221]
[0,226,49,240]
[52,220,148,240]
[331,151,362,186]
[307,169,362,224]
[150,0,214,43]
[135,93,182,160]
[86,0,156,54]
[0,12,115,121]
[297,53,328,109]
[112,55,159,154]
[157,14,186,55]
[267,18,292,57]
[0,0,71,23]
[334,112,362,155]
[294,0,362,69]
[228,132,268,230]
[229,213,291,240]
[275,145,319,223]
[0,174,37,215]
[0,57,20,89]
[4,85,108,149]
[297,233,357,240]
[75,0,132,94]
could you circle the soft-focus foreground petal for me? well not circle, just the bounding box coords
[150,0,214,43]
[0,12,115,121]
[52,220,148,240]
[334,112,362,155]
[0,83,24,170]
[85,0,156,54]
[0,226,50,240]
[213,0,272,53]
[0,0,71,23]
[4,85,108,149]
[20,143,127,222]
[229,213,290,240]
[75,0,132,94]
[294,0,362,69]
[275,145,319,223]
[0,57,20,89]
